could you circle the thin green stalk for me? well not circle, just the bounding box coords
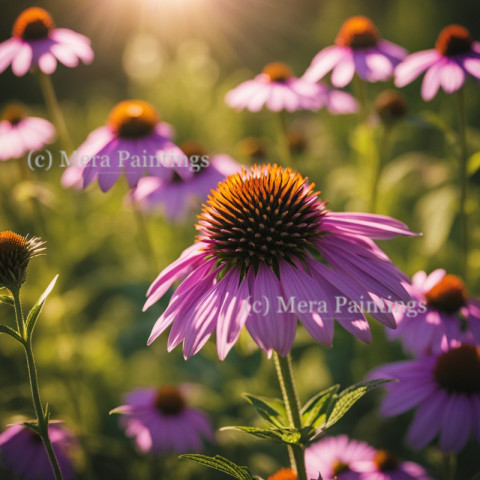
[132,203,158,275]
[456,88,468,283]
[277,111,293,167]
[37,72,73,153]
[353,75,368,121]
[443,452,456,480]
[369,125,392,213]
[273,353,307,480]
[12,288,63,480]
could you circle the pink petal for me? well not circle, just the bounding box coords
[439,60,466,93]
[394,50,440,87]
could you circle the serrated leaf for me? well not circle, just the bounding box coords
[243,394,288,428]
[325,379,392,429]
[223,425,314,446]
[0,324,23,343]
[301,385,339,428]
[0,294,14,306]
[179,454,256,480]
[25,275,58,337]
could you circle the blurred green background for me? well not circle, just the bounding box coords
[1,0,480,478]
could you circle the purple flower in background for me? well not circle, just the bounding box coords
[114,386,213,455]
[226,62,357,113]
[387,269,480,355]
[145,164,416,360]
[0,104,55,161]
[303,16,407,87]
[131,141,242,221]
[305,435,376,480]
[0,7,93,76]
[370,344,480,453]
[354,450,432,480]
[68,100,188,192]
[0,423,75,480]
[395,25,480,100]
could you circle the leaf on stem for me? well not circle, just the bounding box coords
[325,379,393,429]
[301,385,339,429]
[25,275,58,337]
[0,324,23,343]
[222,425,314,446]
[179,454,257,480]
[0,294,14,306]
[243,393,288,428]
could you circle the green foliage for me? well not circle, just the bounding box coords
[180,454,257,480]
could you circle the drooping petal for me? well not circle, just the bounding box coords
[216,269,250,360]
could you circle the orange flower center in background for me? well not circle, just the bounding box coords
[425,274,467,314]
[435,25,472,56]
[0,231,27,253]
[332,459,350,476]
[335,16,380,48]
[154,386,186,416]
[12,7,54,40]
[434,345,480,394]
[197,164,326,273]
[374,450,399,472]
[268,468,297,480]
[2,104,26,125]
[262,62,294,83]
[108,100,159,138]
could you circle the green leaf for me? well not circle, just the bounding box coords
[243,394,288,428]
[301,385,339,428]
[0,294,14,306]
[223,425,314,446]
[416,185,457,256]
[25,275,58,337]
[468,152,480,176]
[179,454,256,480]
[23,422,40,434]
[325,379,392,429]
[0,324,23,343]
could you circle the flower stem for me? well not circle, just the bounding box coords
[11,288,63,480]
[353,75,368,121]
[273,353,307,480]
[37,72,73,153]
[456,88,468,283]
[443,452,456,480]
[277,111,293,167]
[369,125,392,213]
[132,202,158,275]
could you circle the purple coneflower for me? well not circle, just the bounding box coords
[0,424,75,480]
[226,62,357,113]
[303,16,407,87]
[354,450,432,480]
[69,100,187,192]
[145,164,416,360]
[130,141,242,221]
[114,386,213,455]
[387,269,480,355]
[0,7,93,76]
[0,104,55,161]
[305,435,376,480]
[370,344,480,452]
[395,25,480,100]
